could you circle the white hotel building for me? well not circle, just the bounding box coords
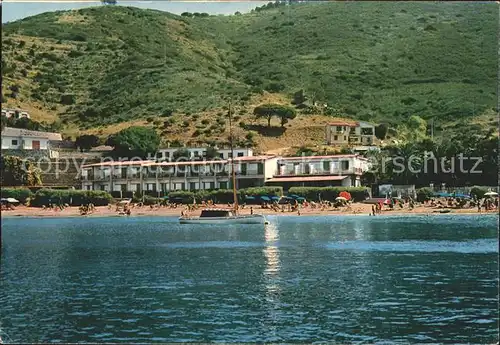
[81,151,369,194]
[80,155,279,193]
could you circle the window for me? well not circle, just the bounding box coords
[257,163,264,175]
[190,182,197,190]
[136,183,141,192]
[219,153,224,158]
[157,152,163,158]
[323,161,330,171]
[228,152,233,158]
[344,136,347,141]
[210,182,215,189]
[11,139,18,146]
[341,160,350,171]
[237,152,244,157]
[100,185,106,191]
[86,186,92,190]
[219,182,228,189]
[165,152,170,158]
[333,135,338,141]
[194,151,199,157]
[361,127,374,135]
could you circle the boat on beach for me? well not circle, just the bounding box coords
[179,99,267,225]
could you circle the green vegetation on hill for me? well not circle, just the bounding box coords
[1,2,497,138]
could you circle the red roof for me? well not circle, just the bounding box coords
[266,175,348,183]
[279,154,367,161]
[82,160,154,168]
[145,159,226,167]
[328,121,359,127]
[231,155,276,162]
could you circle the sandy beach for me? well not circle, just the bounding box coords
[1,203,496,218]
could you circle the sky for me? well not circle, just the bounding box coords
[1,1,269,23]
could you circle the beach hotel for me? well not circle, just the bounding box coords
[80,155,279,193]
[265,154,369,192]
[80,154,369,194]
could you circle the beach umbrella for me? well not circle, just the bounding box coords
[163,196,170,199]
[339,191,351,201]
[245,196,256,200]
[6,198,19,203]
[296,197,306,202]
[271,196,280,201]
[484,191,498,197]
[335,196,347,201]
[288,194,300,199]
[260,196,271,202]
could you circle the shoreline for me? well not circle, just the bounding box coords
[1,205,497,219]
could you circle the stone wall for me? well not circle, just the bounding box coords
[1,148,51,159]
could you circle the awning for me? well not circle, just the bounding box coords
[266,176,348,183]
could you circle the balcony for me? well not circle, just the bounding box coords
[92,175,110,181]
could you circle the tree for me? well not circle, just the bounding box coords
[253,103,296,127]
[0,155,42,186]
[406,115,427,141]
[277,106,296,127]
[205,147,219,159]
[1,115,6,131]
[375,123,388,140]
[75,135,100,152]
[107,126,160,159]
[173,148,190,160]
[291,89,306,105]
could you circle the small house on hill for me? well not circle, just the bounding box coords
[1,127,62,150]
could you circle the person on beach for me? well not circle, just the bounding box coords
[371,205,376,216]
[250,207,253,215]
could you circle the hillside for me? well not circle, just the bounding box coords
[1,2,497,151]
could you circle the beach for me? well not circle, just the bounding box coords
[1,203,496,218]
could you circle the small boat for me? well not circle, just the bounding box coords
[179,208,266,224]
[179,99,267,225]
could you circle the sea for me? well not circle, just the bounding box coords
[0,214,498,343]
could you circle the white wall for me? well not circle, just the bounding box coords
[21,138,49,149]
[155,147,253,160]
[2,136,20,149]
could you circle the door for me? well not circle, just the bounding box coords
[32,140,40,150]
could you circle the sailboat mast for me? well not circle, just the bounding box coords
[228,100,238,212]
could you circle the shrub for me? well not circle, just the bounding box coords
[60,94,75,105]
[162,109,174,117]
[0,188,33,204]
[416,187,434,202]
[146,117,154,123]
[242,186,283,197]
[192,129,201,137]
[143,195,162,205]
[31,189,112,207]
[168,191,195,203]
[201,119,210,125]
[287,187,369,202]
[470,186,488,199]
